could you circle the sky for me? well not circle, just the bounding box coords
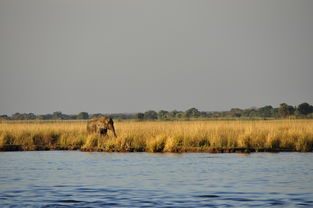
[0,0,313,115]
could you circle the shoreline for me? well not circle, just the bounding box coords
[1,145,311,153]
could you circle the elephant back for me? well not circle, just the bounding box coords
[87,117,113,132]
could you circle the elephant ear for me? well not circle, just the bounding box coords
[97,120,103,127]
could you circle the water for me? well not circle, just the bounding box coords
[0,152,313,207]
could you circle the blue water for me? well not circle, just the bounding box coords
[0,152,312,207]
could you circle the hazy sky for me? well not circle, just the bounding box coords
[1,0,313,115]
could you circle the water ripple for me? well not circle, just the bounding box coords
[0,152,312,207]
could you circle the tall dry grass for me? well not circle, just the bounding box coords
[0,120,313,152]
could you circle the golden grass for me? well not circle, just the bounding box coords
[0,120,313,152]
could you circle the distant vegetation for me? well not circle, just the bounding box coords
[1,102,313,121]
[1,120,313,152]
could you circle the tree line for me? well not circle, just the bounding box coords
[1,102,313,121]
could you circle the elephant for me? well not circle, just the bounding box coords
[87,117,117,137]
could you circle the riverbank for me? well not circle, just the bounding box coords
[1,120,313,152]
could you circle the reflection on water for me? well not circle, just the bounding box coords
[0,152,313,207]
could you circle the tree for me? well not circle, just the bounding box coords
[144,110,157,120]
[11,113,22,120]
[52,111,64,120]
[185,108,200,118]
[176,112,185,119]
[27,113,36,120]
[136,113,144,121]
[248,110,258,118]
[0,115,9,120]
[199,111,208,118]
[158,110,169,120]
[10,113,36,120]
[90,113,104,118]
[258,105,273,118]
[229,108,243,117]
[278,103,295,117]
[297,103,313,116]
[77,112,89,120]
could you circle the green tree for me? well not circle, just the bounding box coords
[229,108,243,117]
[77,112,89,119]
[0,115,9,120]
[11,113,36,120]
[297,103,313,116]
[199,111,208,118]
[36,115,45,120]
[248,110,258,118]
[158,110,169,120]
[279,103,295,117]
[168,110,179,119]
[176,112,185,119]
[144,110,157,120]
[11,113,22,120]
[90,113,104,118]
[185,108,200,118]
[258,105,273,118]
[136,113,144,120]
[52,111,64,120]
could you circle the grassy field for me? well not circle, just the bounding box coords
[0,120,313,152]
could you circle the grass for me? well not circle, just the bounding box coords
[0,120,313,152]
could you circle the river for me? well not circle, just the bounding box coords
[0,151,312,207]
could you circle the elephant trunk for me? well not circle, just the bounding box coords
[112,126,117,137]
[108,122,117,137]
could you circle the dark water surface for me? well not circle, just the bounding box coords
[0,152,312,207]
